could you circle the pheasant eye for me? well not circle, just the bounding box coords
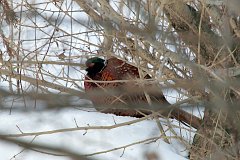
[86,62,95,68]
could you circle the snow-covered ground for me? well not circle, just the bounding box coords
[0,107,195,160]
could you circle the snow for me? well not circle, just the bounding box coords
[0,108,192,160]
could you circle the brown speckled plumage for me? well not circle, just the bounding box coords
[84,57,168,116]
[84,57,202,128]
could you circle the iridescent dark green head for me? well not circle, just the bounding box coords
[85,57,105,78]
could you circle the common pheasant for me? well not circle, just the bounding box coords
[84,56,201,129]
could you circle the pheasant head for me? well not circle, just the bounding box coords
[85,57,106,78]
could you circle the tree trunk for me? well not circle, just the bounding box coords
[163,1,240,159]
